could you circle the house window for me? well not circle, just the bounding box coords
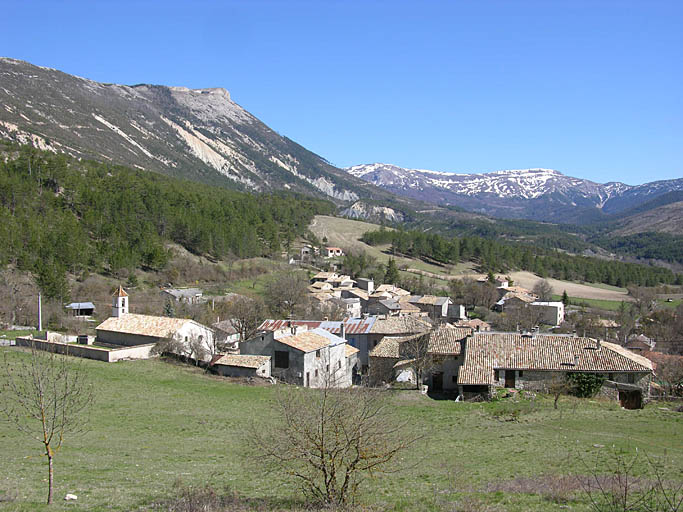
[315,369,319,377]
[274,351,289,369]
[452,375,457,383]
[316,350,321,358]
[608,373,614,381]
[338,361,341,369]
[519,371,523,377]
[494,369,500,380]
[628,374,635,384]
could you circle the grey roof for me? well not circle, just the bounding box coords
[65,302,95,310]
[163,288,203,299]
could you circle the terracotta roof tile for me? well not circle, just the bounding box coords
[212,354,270,369]
[96,314,192,338]
[457,333,654,386]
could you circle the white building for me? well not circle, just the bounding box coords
[529,301,565,326]
[96,286,216,361]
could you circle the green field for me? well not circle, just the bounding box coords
[1,348,681,511]
[551,295,624,312]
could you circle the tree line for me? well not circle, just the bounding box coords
[0,144,334,298]
[361,227,682,287]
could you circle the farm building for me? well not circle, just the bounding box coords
[210,354,271,378]
[457,333,653,398]
[65,301,95,317]
[161,287,204,304]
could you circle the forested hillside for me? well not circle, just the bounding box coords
[0,144,334,298]
[361,227,682,287]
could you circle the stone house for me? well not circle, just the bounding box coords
[161,287,204,304]
[408,295,453,321]
[529,301,565,326]
[368,326,471,388]
[210,354,271,378]
[240,326,352,388]
[454,318,491,332]
[456,333,653,398]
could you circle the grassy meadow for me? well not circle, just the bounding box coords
[0,348,681,511]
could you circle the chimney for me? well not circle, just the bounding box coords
[340,323,346,340]
[574,355,579,366]
[291,325,297,335]
[596,339,601,350]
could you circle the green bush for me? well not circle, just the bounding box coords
[567,372,606,398]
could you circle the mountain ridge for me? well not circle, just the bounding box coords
[346,162,683,223]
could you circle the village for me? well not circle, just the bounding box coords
[6,243,675,411]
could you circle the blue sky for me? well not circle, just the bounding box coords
[1,0,681,184]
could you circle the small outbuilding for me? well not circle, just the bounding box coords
[210,354,271,378]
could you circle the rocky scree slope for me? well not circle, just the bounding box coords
[0,57,392,203]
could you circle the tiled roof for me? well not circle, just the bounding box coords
[213,320,238,335]
[457,333,654,386]
[500,286,535,296]
[212,354,270,369]
[345,345,360,357]
[375,284,410,296]
[369,316,431,335]
[499,292,537,304]
[343,289,369,300]
[258,318,377,336]
[426,327,471,355]
[454,319,491,330]
[312,271,338,280]
[410,295,451,306]
[370,326,471,359]
[96,314,192,338]
[309,282,333,290]
[275,331,334,353]
[369,335,416,358]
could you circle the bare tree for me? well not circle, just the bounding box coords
[400,332,435,390]
[218,296,266,343]
[250,384,418,506]
[0,343,94,504]
[533,279,553,302]
[578,447,683,512]
[264,271,310,318]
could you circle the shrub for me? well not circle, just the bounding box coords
[567,372,606,398]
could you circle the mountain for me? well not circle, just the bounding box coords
[0,57,397,204]
[346,163,683,223]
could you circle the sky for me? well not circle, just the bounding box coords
[1,0,681,185]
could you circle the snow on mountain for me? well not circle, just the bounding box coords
[346,163,683,222]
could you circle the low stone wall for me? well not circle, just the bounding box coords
[15,337,155,362]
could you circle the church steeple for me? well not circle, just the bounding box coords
[112,286,129,317]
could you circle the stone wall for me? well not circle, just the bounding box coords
[15,337,155,362]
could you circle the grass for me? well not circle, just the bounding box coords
[0,330,39,340]
[551,295,624,312]
[657,298,683,309]
[1,348,681,511]
[581,282,629,293]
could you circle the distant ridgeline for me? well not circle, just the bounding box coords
[361,227,682,287]
[0,144,334,298]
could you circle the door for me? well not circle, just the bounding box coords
[505,370,516,388]
[305,372,310,387]
[432,372,443,392]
